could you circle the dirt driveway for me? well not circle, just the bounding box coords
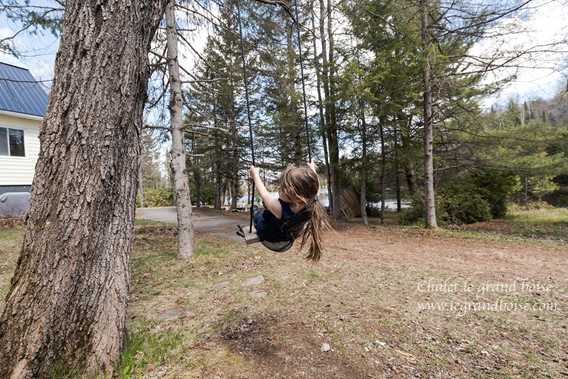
[136,207,247,240]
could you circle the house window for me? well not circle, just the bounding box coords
[0,128,7,155]
[0,127,25,157]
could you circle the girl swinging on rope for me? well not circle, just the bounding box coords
[238,161,331,261]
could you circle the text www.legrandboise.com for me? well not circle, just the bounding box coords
[416,300,559,317]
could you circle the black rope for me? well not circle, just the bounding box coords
[293,0,312,161]
[236,0,256,233]
[236,0,312,234]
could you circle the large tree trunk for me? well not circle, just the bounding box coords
[310,3,333,213]
[421,0,438,228]
[0,1,166,377]
[166,0,194,259]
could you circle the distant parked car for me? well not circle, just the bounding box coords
[0,192,30,218]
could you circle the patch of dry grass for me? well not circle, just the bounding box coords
[0,226,23,309]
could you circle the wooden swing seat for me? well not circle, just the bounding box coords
[236,224,261,244]
[236,225,293,252]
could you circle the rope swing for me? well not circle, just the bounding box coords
[236,0,257,232]
[236,0,313,234]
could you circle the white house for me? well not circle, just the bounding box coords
[0,62,48,194]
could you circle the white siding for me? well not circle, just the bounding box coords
[0,113,41,186]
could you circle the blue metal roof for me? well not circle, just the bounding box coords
[0,62,48,117]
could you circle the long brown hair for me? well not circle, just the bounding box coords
[279,164,331,261]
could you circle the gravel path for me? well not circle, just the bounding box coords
[136,207,247,240]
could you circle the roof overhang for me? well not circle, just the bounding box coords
[0,109,43,122]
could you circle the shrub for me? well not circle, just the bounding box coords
[471,171,517,218]
[440,185,492,225]
[543,190,568,208]
[399,195,426,225]
[137,187,173,207]
[400,170,514,225]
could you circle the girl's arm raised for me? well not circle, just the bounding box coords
[249,166,283,219]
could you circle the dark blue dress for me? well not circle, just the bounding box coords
[253,199,297,242]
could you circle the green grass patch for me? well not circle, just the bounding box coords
[116,321,184,378]
[131,250,177,271]
[435,206,568,244]
[305,269,320,281]
[194,240,229,257]
[134,219,171,226]
[0,226,23,241]
[507,206,568,224]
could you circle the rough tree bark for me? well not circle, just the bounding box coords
[420,0,438,228]
[166,0,194,258]
[0,1,166,377]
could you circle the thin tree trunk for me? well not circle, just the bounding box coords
[221,180,227,207]
[231,177,239,209]
[523,175,529,205]
[405,161,417,195]
[190,136,202,207]
[326,0,341,218]
[192,160,202,207]
[0,1,166,377]
[166,0,194,258]
[287,21,303,165]
[213,96,223,209]
[319,0,338,215]
[421,0,438,228]
[394,124,402,212]
[310,6,333,212]
[228,77,240,210]
[214,130,222,209]
[139,159,145,208]
[400,124,417,195]
[400,116,417,195]
[379,118,386,224]
[360,108,369,226]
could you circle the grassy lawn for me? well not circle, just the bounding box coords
[459,206,568,242]
[0,213,567,378]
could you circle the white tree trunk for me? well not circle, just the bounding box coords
[166,0,194,258]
